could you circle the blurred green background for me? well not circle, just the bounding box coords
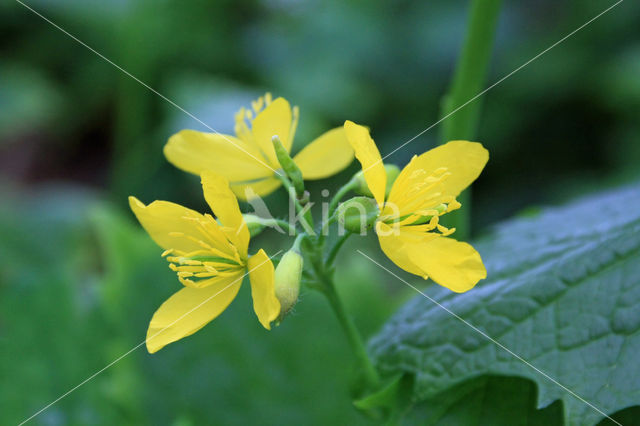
[1,0,639,424]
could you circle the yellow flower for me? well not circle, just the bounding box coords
[164,93,355,200]
[344,120,488,293]
[129,171,280,353]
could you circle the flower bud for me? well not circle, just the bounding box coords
[353,164,400,198]
[242,214,266,237]
[336,196,380,233]
[274,249,303,318]
[272,135,304,196]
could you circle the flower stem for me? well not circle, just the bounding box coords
[318,179,356,247]
[303,231,379,390]
[276,172,315,235]
[322,275,381,390]
[328,179,357,217]
[439,0,502,240]
[256,218,297,235]
[326,231,352,265]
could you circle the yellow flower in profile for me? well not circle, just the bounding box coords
[164,93,355,200]
[344,120,488,293]
[129,171,280,353]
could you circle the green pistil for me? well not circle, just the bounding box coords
[187,256,239,265]
[389,203,449,225]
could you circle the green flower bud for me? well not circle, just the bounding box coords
[353,164,400,198]
[272,135,304,196]
[242,214,266,237]
[336,196,380,233]
[275,249,303,318]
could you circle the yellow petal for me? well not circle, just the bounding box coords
[293,127,354,180]
[407,140,488,198]
[230,177,282,201]
[344,120,386,207]
[164,130,273,181]
[146,272,244,353]
[201,171,250,258]
[384,155,449,218]
[129,196,218,253]
[247,249,280,330]
[409,237,486,293]
[376,222,434,276]
[377,223,485,292]
[251,97,292,166]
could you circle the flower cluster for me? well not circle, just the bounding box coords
[130,93,488,353]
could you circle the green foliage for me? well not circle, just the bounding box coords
[369,183,640,425]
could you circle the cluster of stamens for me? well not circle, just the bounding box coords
[382,166,461,237]
[233,93,299,160]
[162,215,244,288]
[234,93,274,140]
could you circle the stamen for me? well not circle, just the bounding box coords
[192,220,239,262]
[194,272,218,278]
[183,259,204,266]
[414,209,440,217]
[178,276,198,288]
[437,224,456,236]
[252,97,264,113]
[234,107,252,141]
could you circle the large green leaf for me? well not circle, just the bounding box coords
[369,183,640,425]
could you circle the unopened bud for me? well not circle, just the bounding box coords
[274,250,303,318]
[242,214,266,237]
[336,196,380,233]
[272,135,304,196]
[353,164,400,198]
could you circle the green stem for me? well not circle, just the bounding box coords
[326,231,352,265]
[276,172,315,235]
[291,232,305,252]
[318,179,357,247]
[322,276,380,390]
[258,218,296,235]
[439,0,502,240]
[318,213,338,246]
[328,179,357,217]
[303,233,379,390]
